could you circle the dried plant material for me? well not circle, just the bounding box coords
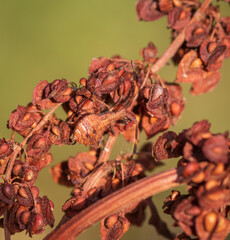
[136,0,164,21]
[202,134,229,164]
[1,1,230,239]
[50,161,73,187]
[100,212,130,240]
[195,210,230,240]
[176,50,221,95]
[44,79,72,103]
[168,7,191,30]
[140,42,158,63]
[27,132,52,158]
[152,131,179,161]
[185,22,210,47]
[32,81,57,109]
[68,152,97,185]
[27,152,53,171]
[0,138,13,159]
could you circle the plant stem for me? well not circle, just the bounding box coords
[44,167,183,240]
[98,135,117,164]
[3,212,10,240]
[150,0,212,73]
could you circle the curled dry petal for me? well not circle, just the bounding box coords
[195,210,230,240]
[27,132,52,158]
[200,41,226,66]
[8,104,42,136]
[197,185,230,211]
[168,7,191,30]
[16,186,34,207]
[0,182,15,205]
[176,50,220,95]
[152,131,179,161]
[185,22,210,47]
[49,121,71,145]
[165,83,185,125]
[0,138,13,159]
[158,0,173,13]
[136,0,164,21]
[184,120,211,146]
[27,213,46,236]
[45,79,72,103]
[140,42,158,63]
[50,161,73,187]
[32,81,56,109]
[27,152,53,171]
[68,152,97,185]
[202,135,229,164]
[100,212,130,240]
[146,82,169,112]
[142,114,169,139]
[41,196,55,227]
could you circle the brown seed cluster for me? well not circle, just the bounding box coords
[0,0,229,239]
[137,0,230,95]
[156,121,230,240]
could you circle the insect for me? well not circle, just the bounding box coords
[72,108,137,148]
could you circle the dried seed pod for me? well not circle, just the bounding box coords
[152,131,179,161]
[27,133,52,158]
[195,210,230,240]
[0,182,15,205]
[32,81,57,109]
[202,134,229,164]
[68,152,97,185]
[27,213,46,236]
[41,196,55,227]
[44,79,72,103]
[140,42,158,63]
[0,138,13,159]
[168,7,191,30]
[100,212,130,240]
[136,0,164,21]
[8,104,43,136]
[16,187,34,207]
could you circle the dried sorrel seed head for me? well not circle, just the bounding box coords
[100,212,130,240]
[140,42,158,63]
[45,79,72,103]
[0,182,15,205]
[0,138,13,159]
[8,104,43,137]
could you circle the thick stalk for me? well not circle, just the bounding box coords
[44,167,183,240]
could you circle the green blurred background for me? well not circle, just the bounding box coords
[0,0,229,239]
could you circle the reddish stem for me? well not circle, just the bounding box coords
[44,168,183,240]
[98,135,117,164]
[3,212,10,240]
[150,0,212,73]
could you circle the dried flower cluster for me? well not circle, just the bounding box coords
[158,120,230,240]
[0,0,229,239]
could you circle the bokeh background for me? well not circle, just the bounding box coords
[0,0,229,239]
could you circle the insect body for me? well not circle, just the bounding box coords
[72,109,135,148]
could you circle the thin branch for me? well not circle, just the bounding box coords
[98,135,117,164]
[44,167,183,240]
[5,102,62,180]
[150,0,212,73]
[3,212,10,240]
